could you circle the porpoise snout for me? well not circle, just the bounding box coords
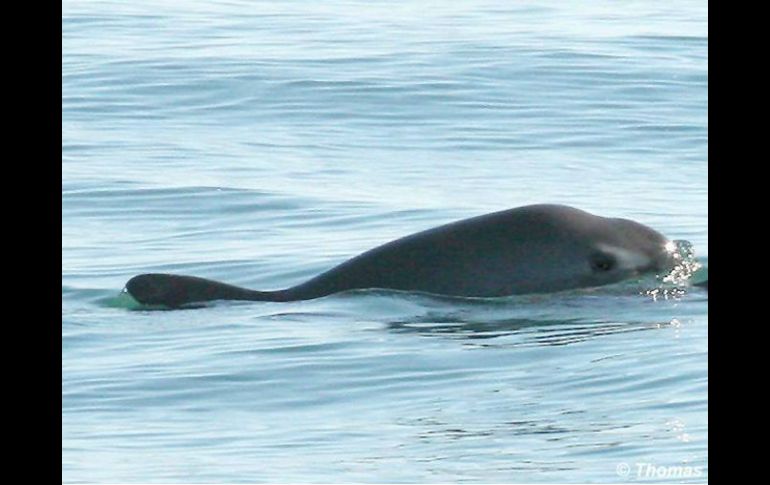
[652,240,679,274]
[605,218,677,276]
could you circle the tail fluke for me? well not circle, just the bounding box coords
[125,273,289,307]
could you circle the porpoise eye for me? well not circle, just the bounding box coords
[589,252,616,272]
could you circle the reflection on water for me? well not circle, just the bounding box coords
[387,314,671,347]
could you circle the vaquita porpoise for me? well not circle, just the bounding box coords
[126,204,683,307]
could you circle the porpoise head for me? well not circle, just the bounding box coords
[497,205,676,294]
[583,216,676,286]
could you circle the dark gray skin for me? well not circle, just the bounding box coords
[125,204,676,308]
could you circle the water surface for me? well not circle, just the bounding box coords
[62,1,708,482]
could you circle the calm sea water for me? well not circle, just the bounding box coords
[62,1,708,483]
